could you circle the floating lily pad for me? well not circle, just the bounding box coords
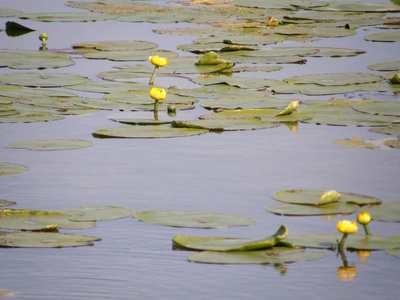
[362,202,400,222]
[315,2,400,13]
[371,125,400,136]
[0,73,90,88]
[8,139,93,151]
[171,119,280,131]
[0,231,101,248]
[386,248,400,258]
[192,75,278,89]
[187,247,326,264]
[353,101,400,117]
[285,234,400,250]
[284,73,382,86]
[5,21,35,37]
[333,137,380,149]
[72,40,158,51]
[65,81,150,94]
[93,125,208,139]
[0,162,28,176]
[0,86,77,98]
[53,206,133,222]
[0,209,96,230]
[173,225,288,251]
[0,50,75,69]
[133,210,254,228]
[267,202,360,216]
[385,139,400,149]
[105,89,197,105]
[17,12,115,22]
[169,85,271,99]
[0,200,16,207]
[368,61,400,72]
[0,112,65,123]
[0,7,23,17]
[364,31,400,42]
[84,49,178,62]
[201,96,293,110]
[272,190,382,206]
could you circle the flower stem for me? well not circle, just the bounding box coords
[153,100,159,120]
[149,66,159,85]
[363,224,371,235]
[338,233,348,251]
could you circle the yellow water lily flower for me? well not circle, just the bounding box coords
[149,55,169,67]
[39,33,48,42]
[357,212,371,225]
[265,17,282,26]
[337,220,358,234]
[149,87,167,101]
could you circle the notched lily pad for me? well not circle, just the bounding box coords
[0,231,101,248]
[0,73,90,88]
[133,210,254,228]
[53,206,133,222]
[8,139,93,151]
[171,119,280,131]
[267,202,360,216]
[0,162,28,176]
[187,247,326,264]
[73,40,158,51]
[173,225,288,251]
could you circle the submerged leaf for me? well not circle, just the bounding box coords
[333,137,380,149]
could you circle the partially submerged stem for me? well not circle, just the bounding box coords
[149,66,159,85]
[153,99,159,120]
[363,224,371,235]
[338,233,349,250]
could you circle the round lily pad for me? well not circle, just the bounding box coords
[0,112,65,123]
[133,210,254,229]
[0,73,90,88]
[362,202,400,222]
[93,125,208,139]
[173,225,288,251]
[267,202,360,216]
[53,206,133,222]
[0,209,96,230]
[201,96,293,110]
[0,86,77,98]
[285,234,400,250]
[187,248,326,264]
[171,119,280,131]
[17,12,115,22]
[370,125,400,136]
[272,190,382,205]
[8,139,93,151]
[0,162,28,176]
[364,31,400,42]
[368,61,400,72]
[72,40,158,51]
[284,73,382,86]
[386,248,400,258]
[0,231,101,248]
[353,101,400,117]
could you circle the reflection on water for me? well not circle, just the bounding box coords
[0,0,400,299]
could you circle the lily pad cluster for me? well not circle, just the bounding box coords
[0,206,132,248]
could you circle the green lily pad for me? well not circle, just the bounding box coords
[192,74,278,89]
[201,96,293,110]
[268,81,361,95]
[0,209,96,230]
[0,162,28,176]
[272,190,382,206]
[65,81,150,94]
[285,234,400,250]
[353,101,400,117]
[8,139,93,151]
[0,86,77,98]
[0,73,90,88]
[72,40,158,51]
[17,12,115,22]
[231,0,327,10]
[385,139,400,148]
[371,125,400,136]
[93,125,208,139]
[0,231,101,248]
[0,200,16,207]
[187,247,326,264]
[133,210,254,228]
[362,202,400,222]
[315,2,400,13]
[0,112,65,123]
[53,206,133,222]
[364,31,400,42]
[267,202,360,216]
[169,85,271,99]
[173,225,288,251]
[284,73,382,86]
[84,49,178,61]
[333,137,380,149]
[386,248,400,258]
[171,119,280,131]
[368,61,400,72]
[0,7,23,17]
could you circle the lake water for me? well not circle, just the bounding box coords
[0,0,399,299]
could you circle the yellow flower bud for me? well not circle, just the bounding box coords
[319,190,341,205]
[149,55,168,67]
[337,220,358,234]
[357,212,371,225]
[39,33,48,42]
[149,87,166,101]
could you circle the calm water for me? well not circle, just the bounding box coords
[0,0,399,299]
